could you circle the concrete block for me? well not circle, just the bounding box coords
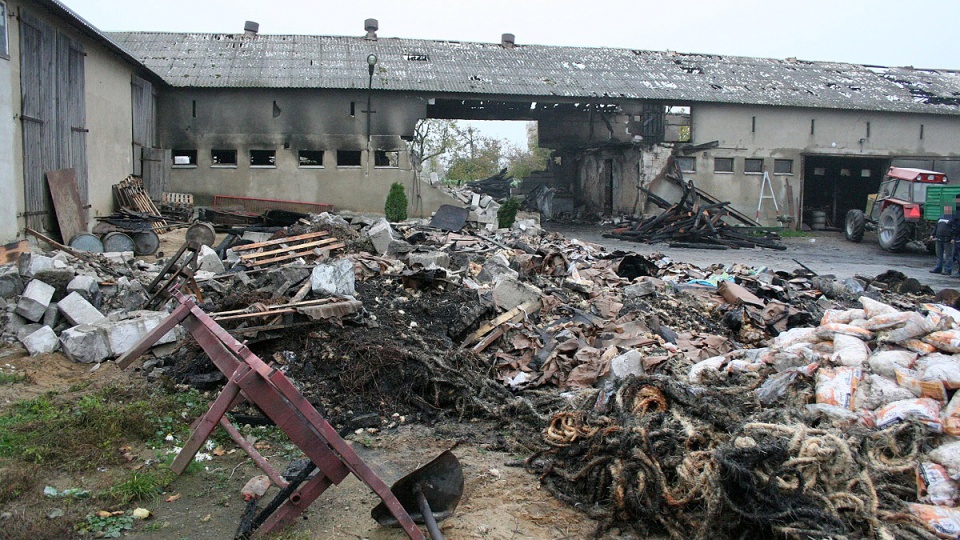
[623,277,664,299]
[492,277,542,311]
[67,275,100,302]
[478,254,518,283]
[17,252,54,278]
[102,251,134,264]
[98,310,178,357]
[386,240,414,256]
[16,323,44,342]
[15,280,55,322]
[43,302,60,328]
[471,193,481,208]
[3,311,33,339]
[310,259,356,296]
[366,219,395,255]
[197,245,225,274]
[21,325,59,355]
[0,266,23,299]
[479,195,493,208]
[609,350,645,380]
[406,251,450,269]
[58,292,105,326]
[114,278,148,311]
[59,324,110,364]
[241,231,274,244]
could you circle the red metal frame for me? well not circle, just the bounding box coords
[117,292,424,540]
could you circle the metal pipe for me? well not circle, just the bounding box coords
[413,484,444,540]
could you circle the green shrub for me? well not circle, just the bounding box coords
[384,182,408,222]
[497,197,521,229]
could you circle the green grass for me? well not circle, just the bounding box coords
[109,468,177,504]
[0,372,30,385]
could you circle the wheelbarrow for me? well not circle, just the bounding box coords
[372,450,465,540]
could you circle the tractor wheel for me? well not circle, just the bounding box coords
[844,209,866,243]
[877,205,911,252]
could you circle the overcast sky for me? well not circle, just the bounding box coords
[59,0,960,147]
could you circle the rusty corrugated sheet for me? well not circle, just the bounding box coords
[108,31,960,116]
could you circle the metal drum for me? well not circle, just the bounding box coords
[68,233,103,253]
[101,231,136,253]
[131,230,160,256]
[186,222,216,247]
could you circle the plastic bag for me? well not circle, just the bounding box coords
[816,366,862,411]
[874,398,942,431]
[924,303,960,328]
[861,311,914,331]
[907,503,960,536]
[815,323,873,341]
[895,368,948,402]
[821,308,865,326]
[901,338,939,356]
[756,363,818,405]
[930,441,960,479]
[920,354,960,389]
[689,355,726,383]
[830,333,870,367]
[772,327,816,348]
[868,349,918,377]
[918,462,959,506]
[854,374,916,411]
[924,330,960,354]
[879,312,935,343]
[860,296,898,318]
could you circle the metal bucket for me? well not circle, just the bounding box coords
[186,222,216,247]
[131,230,160,256]
[811,210,827,230]
[68,233,103,253]
[101,231,136,253]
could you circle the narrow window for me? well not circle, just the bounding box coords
[713,157,734,173]
[192,100,196,118]
[744,158,764,174]
[920,124,925,140]
[350,102,356,117]
[676,156,696,173]
[250,150,276,168]
[810,119,815,135]
[298,150,324,168]
[0,2,9,59]
[866,122,871,138]
[374,150,400,168]
[774,159,793,175]
[337,150,362,167]
[172,149,197,168]
[211,149,237,167]
[751,116,756,133]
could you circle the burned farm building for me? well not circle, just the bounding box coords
[3,0,960,244]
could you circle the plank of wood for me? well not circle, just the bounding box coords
[239,237,338,260]
[462,299,540,347]
[231,231,329,252]
[471,326,507,353]
[46,169,86,243]
[212,298,335,317]
[249,243,345,266]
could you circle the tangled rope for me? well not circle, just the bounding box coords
[527,375,940,540]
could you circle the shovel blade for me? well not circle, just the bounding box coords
[371,450,464,526]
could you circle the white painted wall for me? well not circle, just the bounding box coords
[0,0,23,244]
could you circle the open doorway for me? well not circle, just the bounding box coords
[802,155,889,229]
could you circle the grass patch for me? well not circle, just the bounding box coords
[108,468,177,504]
[0,372,31,385]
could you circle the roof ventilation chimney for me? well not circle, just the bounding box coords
[244,21,259,37]
[365,18,378,40]
[501,33,515,49]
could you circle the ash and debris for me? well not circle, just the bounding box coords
[7,206,960,539]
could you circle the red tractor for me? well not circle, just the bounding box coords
[844,167,948,252]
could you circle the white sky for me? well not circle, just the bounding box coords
[59,0,960,148]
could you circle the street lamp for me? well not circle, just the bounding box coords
[366,53,377,144]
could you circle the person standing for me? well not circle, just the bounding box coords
[932,205,958,274]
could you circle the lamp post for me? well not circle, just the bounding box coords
[366,53,377,175]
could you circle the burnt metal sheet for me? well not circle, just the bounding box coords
[429,204,470,232]
[46,168,86,243]
[108,31,960,116]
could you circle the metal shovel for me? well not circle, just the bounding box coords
[371,450,464,540]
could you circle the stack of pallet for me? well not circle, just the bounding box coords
[232,231,345,267]
[112,176,168,233]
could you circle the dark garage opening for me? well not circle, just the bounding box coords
[802,155,889,229]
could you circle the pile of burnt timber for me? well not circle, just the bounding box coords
[606,172,786,250]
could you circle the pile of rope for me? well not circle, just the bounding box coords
[526,375,939,540]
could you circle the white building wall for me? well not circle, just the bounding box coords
[0,0,23,244]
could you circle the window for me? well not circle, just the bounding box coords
[744,158,764,174]
[298,150,324,168]
[172,149,197,168]
[337,150,362,167]
[0,2,8,60]
[250,150,276,168]
[676,156,696,173]
[714,157,734,173]
[374,150,400,168]
[774,159,793,175]
[211,149,237,167]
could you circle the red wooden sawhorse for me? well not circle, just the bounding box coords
[117,290,425,539]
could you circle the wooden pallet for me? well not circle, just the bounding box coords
[231,231,344,266]
[113,176,169,233]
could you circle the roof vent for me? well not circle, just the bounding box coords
[501,33,515,49]
[365,18,378,40]
[244,21,259,37]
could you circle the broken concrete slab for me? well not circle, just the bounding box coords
[16,279,56,322]
[21,325,59,355]
[310,259,356,296]
[43,302,60,328]
[197,245,225,274]
[492,277,542,311]
[59,324,110,364]
[0,266,24,299]
[16,322,44,342]
[623,277,666,299]
[609,349,645,380]
[366,219,395,255]
[98,310,178,357]
[17,252,54,278]
[58,292,105,326]
[241,231,274,244]
[67,275,100,303]
[407,251,451,269]
[478,254,519,284]
[387,240,414,256]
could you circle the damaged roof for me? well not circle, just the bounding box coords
[108,32,960,115]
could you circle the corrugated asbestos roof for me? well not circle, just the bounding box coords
[108,32,960,116]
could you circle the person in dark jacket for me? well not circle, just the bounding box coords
[932,205,959,274]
